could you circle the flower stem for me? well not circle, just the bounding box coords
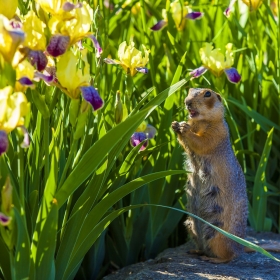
[139,0,157,94]
[44,117,50,188]
[125,75,133,114]
[18,143,25,213]
[58,139,78,189]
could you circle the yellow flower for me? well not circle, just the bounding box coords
[191,42,241,84]
[48,1,93,45]
[56,48,104,111]
[56,49,90,99]
[0,0,18,19]
[104,41,149,77]
[162,1,189,30]
[271,1,278,17]
[35,0,76,20]
[199,43,234,77]
[0,15,25,65]
[0,86,29,133]
[118,41,149,76]
[22,11,47,50]
[242,0,262,11]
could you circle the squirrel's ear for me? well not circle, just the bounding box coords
[216,94,222,102]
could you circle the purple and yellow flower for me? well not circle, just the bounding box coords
[0,0,18,19]
[224,0,262,17]
[190,43,241,84]
[0,86,29,155]
[151,0,203,31]
[46,1,102,57]
[56,49,103,110]
[21,11,49,71]
[104,40,149,77]
[130,121,157,151]
[35,0,82,21]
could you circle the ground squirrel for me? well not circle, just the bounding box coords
[171,88,248,263]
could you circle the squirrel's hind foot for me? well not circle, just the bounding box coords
[187,249,204,256]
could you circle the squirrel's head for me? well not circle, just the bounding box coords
[184,88,224,122]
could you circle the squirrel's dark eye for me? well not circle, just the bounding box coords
[204,91,211,97]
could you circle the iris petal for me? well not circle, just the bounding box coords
[186,12,204,20]
[28,50,48,71]
[224,67,241,83]
[47,35,70,57]
[0,130,8,155]
[62,2,83,12]
[130,132,148,151]
[18,77,34,87]
[34,71,54,83]
[150,20,167,31]
[0,212,11,226]
[136,67,148,74]
[80,86,104,111]
[87,35,103,57]
[145,125,157,139]
[190,66,208,78]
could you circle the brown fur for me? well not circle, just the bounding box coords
[171,88,248,263]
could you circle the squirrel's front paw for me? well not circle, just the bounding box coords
[171,121,181,133]
[172,121,189,134]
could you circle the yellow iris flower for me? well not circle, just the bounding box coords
[48,1,93,45]
[35,0,75,20]
[162,0,188,30]
[0,86,29,133]
[0,0,18,19]
[109,41,149,77]
[56,49,90,99]
[200,43,234,77]
[22,10,47,51]
[0,15,25,65]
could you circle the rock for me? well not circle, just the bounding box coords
[103,229,280,280]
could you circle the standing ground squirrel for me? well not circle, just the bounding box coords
[171,88,248,263]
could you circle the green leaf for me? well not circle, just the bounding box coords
[60,170,186,279]
[0,237,11,280]
[14,208,32,280]
[35,202,58,280]
[253,128,274,231]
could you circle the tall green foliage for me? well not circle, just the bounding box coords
[0,0,280,279]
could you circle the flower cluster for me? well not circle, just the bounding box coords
[190,43,241,84]
[0,0,105,155]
